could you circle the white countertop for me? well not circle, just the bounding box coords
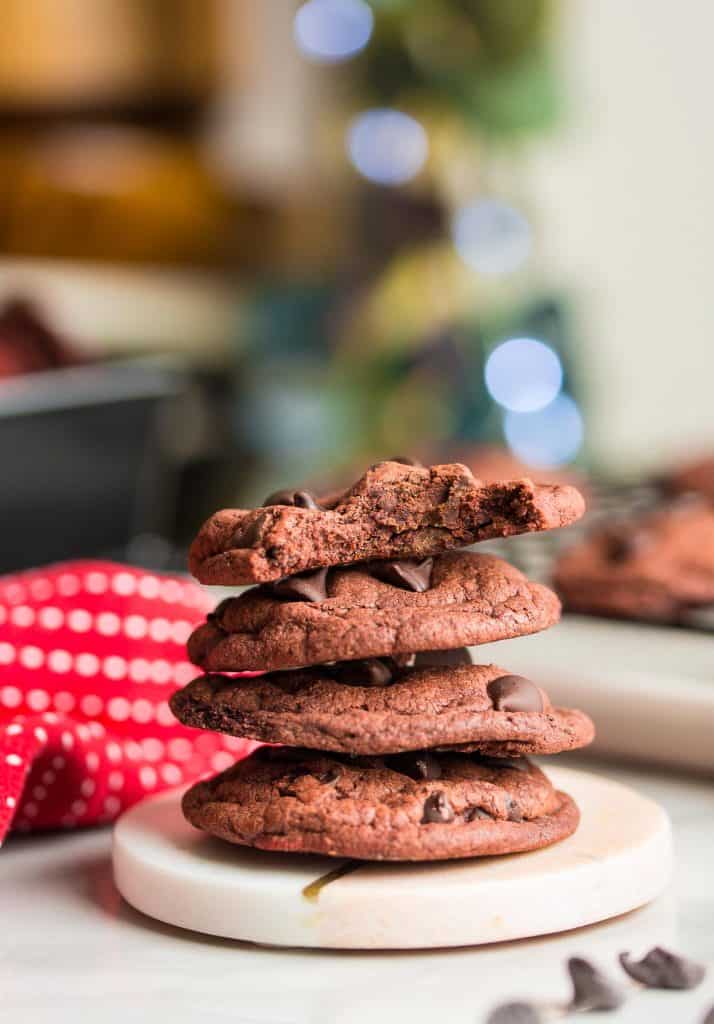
[3,759,714,1024]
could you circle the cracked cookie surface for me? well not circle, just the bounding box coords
[181,746,579,861]
[170,662,594,756]
[189,461,585,585]
[188,551,561,672]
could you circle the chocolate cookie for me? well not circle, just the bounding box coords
[181,746,580,861]
[188,551,561,672]
[189,461,585,585]
[170,662,594,756]
[554,498,714,623]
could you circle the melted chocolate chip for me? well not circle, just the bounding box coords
[472,755,529,773]
[487,675,544,713]
[269,566,329,603]
[568,957,624,1012]
[619,947,706,990]
[390,752,442,781]
[413,647,472,669]
[318,768,342,787]
[262,488,322,510]
[507,800,523,822]
[370,557,433,592]
[333,658,395,687]
[486,1002,541,1024]
[465,806,494,822]
[421,791,454,824]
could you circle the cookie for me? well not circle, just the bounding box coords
[170,661,594,756]
[187,551,561,672]
[189,460,585,585]
[181,746,580,861]
[554,497,714,622]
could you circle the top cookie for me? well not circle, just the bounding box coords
[554,497,714,623]
[189,460,585,585]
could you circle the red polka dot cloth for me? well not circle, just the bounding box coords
[0,560,256,843]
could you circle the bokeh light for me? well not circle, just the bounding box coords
[504,394,584,467]
[347,109,428,186]
[485,338,563,413]
[294,0,374,64]
[451,198,532,275]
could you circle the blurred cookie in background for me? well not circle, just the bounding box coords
[660,452,714,502]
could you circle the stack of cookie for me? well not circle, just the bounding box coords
[171,460,594,862]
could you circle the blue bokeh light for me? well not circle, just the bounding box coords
[504,394,584,467]
[452,198,532,275]
[294,0,374,64]
[485,338,563,413]
[347,109,428,186]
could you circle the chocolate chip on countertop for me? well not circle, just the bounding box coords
[269,566,329,603]
[262,488,323,510]
[487,675,544,713]
[370,557,434,592]
[486,1002,541,1024]
[619,947,706,990]
[421,791,454,824]
[567,957,624,1011]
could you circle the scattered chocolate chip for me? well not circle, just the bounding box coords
[421,791,454,824]
[262,488,322,510]
[567,957,624,1012]
[333,658,394,687]
[618,947,706,990]
[390,752,442,781]
[318,768,341,786]
[464,806,494,822]
[486,1003,541,1024]
[269,566,329,603]
[507,800,523,822]
[413,647,472,669]
[487,676,544,713]
[603,528,650,563]
[370,557,434,592]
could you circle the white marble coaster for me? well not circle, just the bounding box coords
[112,766,672,950]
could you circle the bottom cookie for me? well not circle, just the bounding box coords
[182,747,580,862]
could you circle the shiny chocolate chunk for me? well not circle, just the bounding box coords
[414,647,472,669]
[568,957,624,1012]
[318,768,342,787]
[390,752,442,781]
[619,947,706,990]
[486,1003,541,1024]
[487,675,544,713]
[333,658,395,687]
[465,806,494,822]
[269,566,329,603]
[262,488,322,510]
[421,790,454,824]
[371,557,434,592]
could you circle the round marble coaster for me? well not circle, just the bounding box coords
[112,766,672,950]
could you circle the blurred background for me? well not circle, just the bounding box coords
[1,0,712,573]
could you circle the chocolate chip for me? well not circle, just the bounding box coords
[390,752,442,780]
[619,947,706,990]
[486,1003,541,1024]
[269,566,329,603]
[567,957,624,1011]
[318,768,341,787]
[487,675,544,713]
[234,514,268,548]
[262,488,322,510]
[413,647,472,669]
[465,806,494,822]
[421,791,454,824]
[333,658,394,687]
[507,800,523,822]
[370,557,433,592]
